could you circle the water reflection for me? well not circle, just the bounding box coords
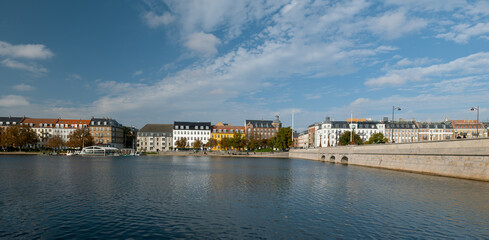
[0,155,488,239]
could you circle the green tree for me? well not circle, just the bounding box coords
[273,127,293,150]
[339,131,363,146]
[366,132,388,144]
[175,138,187,149]
[193,139,203,149]
[230,132,246,151]
[66,128,94,149]
[46,136,65,151]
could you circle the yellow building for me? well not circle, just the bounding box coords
[210,122,245,151]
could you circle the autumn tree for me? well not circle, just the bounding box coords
[339,131,363,146]
[2,125,38,150]
[230,132,246,151]
[46,136,65,151]
[366,133,388,144]
[220,137,231,151]
[246,136,261,151]
[204,138,218,150]
[193,139,203,149]
[66,128,93,149]
[175,138,187,149]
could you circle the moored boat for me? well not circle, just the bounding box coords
[80,146,121,156]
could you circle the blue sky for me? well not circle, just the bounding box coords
[1,0,489,130]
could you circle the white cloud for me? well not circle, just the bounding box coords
[366,52,489,86]
[0,95,30,107]
[142,11,174,28]
[133,70,143,77]
[184,32,221,55]
[367,11,427,39]
[0,41,53,59]
[436,22,489,44]
[12,84,35,91]
[1,58,48,74]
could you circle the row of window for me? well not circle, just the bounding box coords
[174,131,210,135]
[175,125,210,130]
[174,136,209,141]
[212,129,244,133]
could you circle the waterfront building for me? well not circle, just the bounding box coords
[308,123,320,147]
[245,116,281,140]
[292,131,299,148]
[20,118,59,147]
[210,121,245,151]
[315,117,385,147]
[173,121,211,148]
[137,124,173,152]
[89,117,124,148]
[53,119,91,142]
[416,121,453,141]
[0,116,25,133]
[451,120,486,138]
[385,121,419,143]
[298,131,309,149]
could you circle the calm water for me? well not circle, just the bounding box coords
[0,155,488,239]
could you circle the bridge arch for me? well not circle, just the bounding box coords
[341,156,349,164]
[321,155,326,161]
[330,155,336,163]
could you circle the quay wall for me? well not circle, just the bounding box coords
[289,138,489,181]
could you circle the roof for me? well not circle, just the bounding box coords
[57,119,91,128]
[212,125,244,130]
[90,118,122,127]
[21,118,59,127]
[0,117,24,126]
[451,120,484,128]
[385,121,418,129]
[174,121,211,130]
[246,120,274,128]
[139,124,173,133]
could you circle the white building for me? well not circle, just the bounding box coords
[315,117,385,147]
[20,118,59,147]
[53,119,91,143]
[137,124,173,152]
[173,121,211,148]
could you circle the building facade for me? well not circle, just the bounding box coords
[137,124,173,152]
[210,121,245,151]
[89,117,124,148]
[53,119,91,143]
[20,118,59,147]
[316,117,384,147]
[0,116,24,133]
[245,116,281,140]
[173,121,211,148]
[451,120,485,138]
[298,131,309,149]
[385,121,419,143]
[416,121,453,141]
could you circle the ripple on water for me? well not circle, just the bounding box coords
[0,155,488,239]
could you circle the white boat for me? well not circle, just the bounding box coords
[80,146,121,156]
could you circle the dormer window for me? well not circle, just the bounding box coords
[195,126,198,130]
[205,126,209,130]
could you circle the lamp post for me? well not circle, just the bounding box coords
[471,106,480,138]
[391,106,401,143]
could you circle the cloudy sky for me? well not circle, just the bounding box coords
[1,0,489,129]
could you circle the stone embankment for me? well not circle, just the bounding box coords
[157,151,289,158]
[290,138,489,181]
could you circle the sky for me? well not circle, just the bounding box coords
[1,0,489,130]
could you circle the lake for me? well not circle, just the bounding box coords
[0,155,488,239]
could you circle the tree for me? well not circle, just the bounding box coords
[122,126,136,148]
[66,128,94,149]
[204,138,218,150]
[46,136,65,151]
[220,137,231,151]
[193,139,203,149]
[366,133,388,144]
[339,131,363,146]
[175,138,187,149]
[246,136,261,151]
[230,132,246,151]
[2,125,38,150]
[273,127,292,150]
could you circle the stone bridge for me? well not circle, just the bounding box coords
[289,138,489,181]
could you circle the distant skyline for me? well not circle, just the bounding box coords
[1,0,489,130]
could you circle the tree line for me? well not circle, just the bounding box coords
[174,127,294,151]
[0,126,94,151]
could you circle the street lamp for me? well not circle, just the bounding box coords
[391,106,401,143]
[471,106,480,138]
